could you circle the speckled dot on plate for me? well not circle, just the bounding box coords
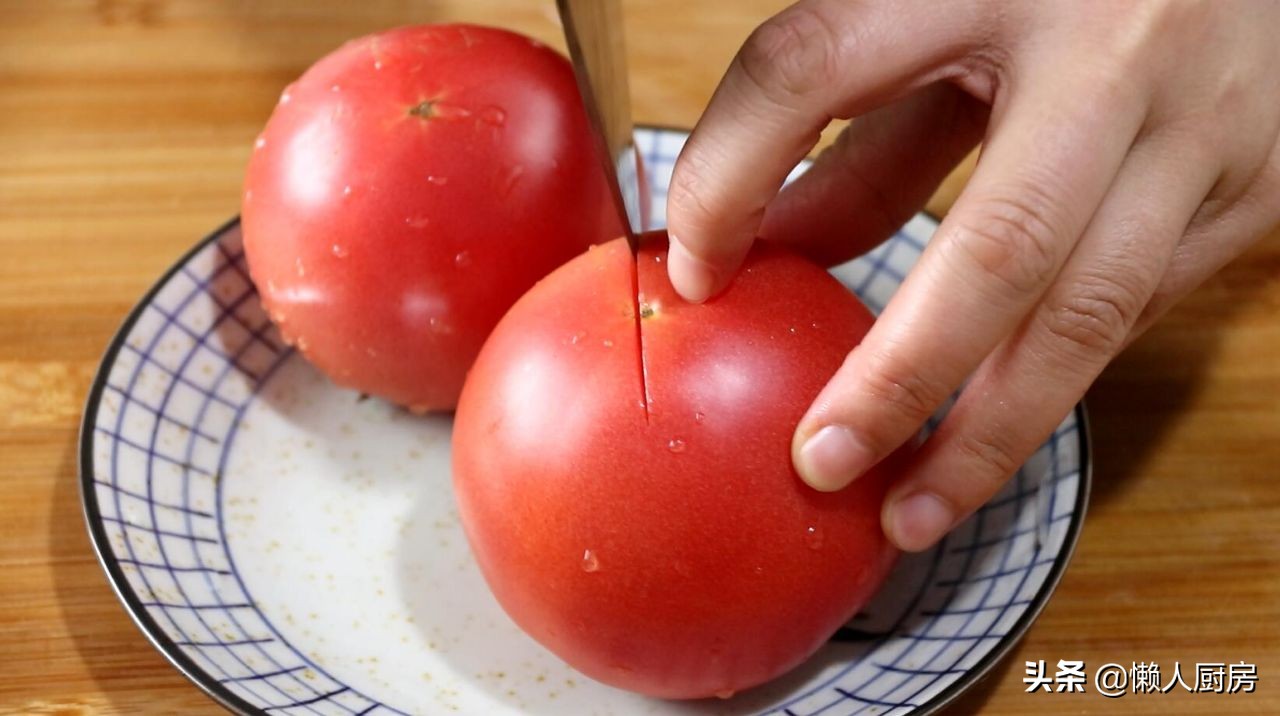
[80,127,1089,716]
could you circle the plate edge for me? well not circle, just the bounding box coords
[78,215,258,716]
[77,133,1096,716]
[911,401,1093,716]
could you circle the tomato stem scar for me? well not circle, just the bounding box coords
[408,100,436,118]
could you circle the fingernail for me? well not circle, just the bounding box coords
[795,425,876,492]
[667,235,717,303]
[887,492,953,552]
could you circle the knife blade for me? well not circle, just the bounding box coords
[556,0,645,251]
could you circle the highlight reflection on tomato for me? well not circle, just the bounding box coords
[453,234,899,699]
[242,24,622,411]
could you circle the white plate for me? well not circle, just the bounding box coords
[81,126,1089,716]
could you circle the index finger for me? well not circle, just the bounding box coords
[665,0,990,302]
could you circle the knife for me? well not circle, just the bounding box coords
[556,0,646,251]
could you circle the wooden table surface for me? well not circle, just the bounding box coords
[2,2,1277,714]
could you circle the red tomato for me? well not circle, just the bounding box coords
[242,24,622,411]
[453,234,899,699]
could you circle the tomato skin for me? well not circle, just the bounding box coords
[453,234,899,699]
[243,24,622,411]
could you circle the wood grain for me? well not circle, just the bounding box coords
[1,2,1277,714]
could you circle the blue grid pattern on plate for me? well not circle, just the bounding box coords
[92,233,404,716]
[85,126,1084,716]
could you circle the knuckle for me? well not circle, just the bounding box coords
[738,4,841,102]
[1211,67,1257,120]
[953,429,1022,486]
[949,188,1067,297]
[668,148,732,233]
[857,356,950,430]
[1040,274,1146,355]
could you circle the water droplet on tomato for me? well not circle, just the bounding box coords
[500,165,525,196]
[788,326,798,335]
[330,84,342,93]
[653,254,663,263]
[715,689,735,700]
[804,525,824,550]
[331,244,348,258]
[426,175,448,186]
[480,106,507,127]
[694,411,706,424]
[243,189,253,202]
[254,136,266,150]
[566,331,585,345]
[429,317,453,334]
[435,103,472,120]
[342,185,353,197]
[279,86,293,105]
[667,438,686,453]
[602,339,614,348]
[580,549,599,573]
[454,251,472,268]
[373,59,384,70]
[295,258,306,277]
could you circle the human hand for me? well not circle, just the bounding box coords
[665,0,1280,551]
